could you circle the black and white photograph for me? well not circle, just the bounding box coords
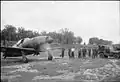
[1,1,120,82]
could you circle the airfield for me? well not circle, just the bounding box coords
[1,48,120,82]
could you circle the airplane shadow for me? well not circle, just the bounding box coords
[1,57,51,66]
[28,58,49,62]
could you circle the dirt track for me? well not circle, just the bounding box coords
[1,51,120,82]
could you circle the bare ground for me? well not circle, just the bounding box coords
[1,50,120,82]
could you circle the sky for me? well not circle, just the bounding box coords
[1,1,120,44]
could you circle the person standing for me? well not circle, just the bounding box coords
[68,48,71,58]
[71,47,75,58]
[90,48,93,58]
[82,47,87,58]
[78,48,82,58]
[92,48,98,58]
[94,48,98,58]
[61,48,65,58]
[86,48,89,58]
[88,48,91,58]
[92,48,95,58]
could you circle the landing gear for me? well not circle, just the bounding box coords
[22,57,28,63]
[21,51,28,63]
[47,50,53,60]
[2,52,7,59]
[48,55,53,60]
[33,52,40,56]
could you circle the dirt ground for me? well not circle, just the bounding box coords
[1,50,120,82]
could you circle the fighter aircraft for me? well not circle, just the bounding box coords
[1,36,55,63]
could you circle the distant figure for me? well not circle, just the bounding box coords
[78,48,82,58]
[82,47,87,58]
[71,47,75,58]
[91,48,93,58]
[88,48,91,58]
[86,48,89,58]
[68,48,71,58]
[61,48,65,58]
[92,48,96,58]
[84,42,86,45]
[91,48,98,59]
[95,48,98,58]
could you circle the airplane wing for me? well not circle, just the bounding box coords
[1,46,36,52]
[0,46,38,63]
[0,46,37,56]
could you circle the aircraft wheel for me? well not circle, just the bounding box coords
[114,54,119,59]
[21,51,28,63]
[48,55,53,60]
[23,57,28,63]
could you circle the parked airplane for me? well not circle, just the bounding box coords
[1,36,55,63]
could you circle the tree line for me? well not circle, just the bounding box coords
[1,24,113,45]
[1,25,82,44]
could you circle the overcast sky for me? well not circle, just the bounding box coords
[1,1,120,44]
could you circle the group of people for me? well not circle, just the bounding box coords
[60,46,100,59]
[78,47,98,58]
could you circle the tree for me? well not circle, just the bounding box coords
[1,25,83,45]
[1,25,17,41]
[75,36,82,44]
[17,27,26,39]
[59,28,75,44]
[41,31,47,36]
[32,31,40,37]
[17,27,40,39]
[25,30,34,38]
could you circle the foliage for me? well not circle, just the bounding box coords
[1,25,83,44]
[1,24,114,45]
[1,25,17,41]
